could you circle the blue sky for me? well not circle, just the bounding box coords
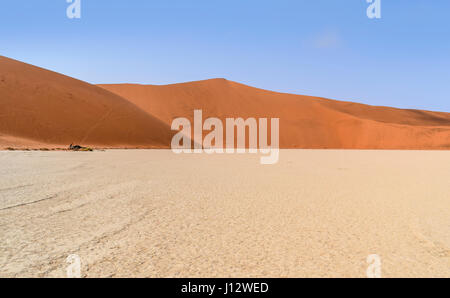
[1,0,449,112]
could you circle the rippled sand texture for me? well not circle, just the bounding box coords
[0,150,449,277]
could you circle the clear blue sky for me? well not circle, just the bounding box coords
[1,0,449,112]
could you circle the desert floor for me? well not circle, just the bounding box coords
[0,150,449,277]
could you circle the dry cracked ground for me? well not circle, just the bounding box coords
[0,150,449,277]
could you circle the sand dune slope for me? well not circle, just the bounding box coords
[100,79,450,149]
[1,55,448,150]
[0,56,173,148]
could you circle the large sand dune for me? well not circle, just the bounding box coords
[0,56,173,149]
[1,55,449,149]
[100,79,450,149]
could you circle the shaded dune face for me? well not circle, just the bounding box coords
[0,56,174,148]
[99,79,450,149]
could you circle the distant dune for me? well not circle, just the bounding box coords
[0,56,173,149]
[99,79,450,149]
[1,55,449,149]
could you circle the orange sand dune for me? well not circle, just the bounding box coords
[99,79,450,149]
[0,56,173,149]
[1,55,449,150]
